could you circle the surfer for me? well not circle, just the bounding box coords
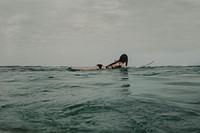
[98,54,128,69]
[68,54,128,71]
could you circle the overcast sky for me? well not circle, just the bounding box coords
[0,0,200,66]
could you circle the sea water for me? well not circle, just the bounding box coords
[0,66,200,133]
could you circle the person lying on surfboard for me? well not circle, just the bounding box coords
[97,54,128,69]
[69,54,128,71]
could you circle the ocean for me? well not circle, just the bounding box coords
[0,66,200,133]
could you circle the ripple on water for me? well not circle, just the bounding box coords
[166,81,200,86]
[1,66,200,132]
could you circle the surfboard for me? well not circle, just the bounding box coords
[68,66,100,71]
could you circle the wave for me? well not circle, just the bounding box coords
[0,66,69,72]
[166,82,200,86]
[0,66,200,77]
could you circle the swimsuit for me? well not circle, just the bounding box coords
[97,64,103,69]
[97,62,122,69]
[106,62,122,69]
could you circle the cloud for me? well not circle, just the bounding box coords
[0,0,200,66]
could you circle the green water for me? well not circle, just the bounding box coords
[0,66,200,133]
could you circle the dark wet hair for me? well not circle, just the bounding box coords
[119,54,128,66]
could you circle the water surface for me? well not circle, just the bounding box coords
[0,66,200,132]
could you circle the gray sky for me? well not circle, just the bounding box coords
[0,0,200,66]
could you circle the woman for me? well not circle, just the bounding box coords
[69,54,128,71]
[97,54,128,69]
